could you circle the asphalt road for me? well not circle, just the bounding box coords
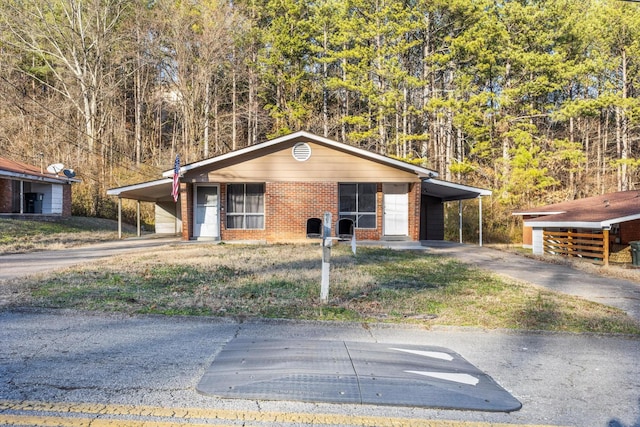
[1,310,639,427]
[1,238,640,426]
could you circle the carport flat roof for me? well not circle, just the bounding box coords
[422,178,491,201]
[108,177,492,203]
[106,178,174,202]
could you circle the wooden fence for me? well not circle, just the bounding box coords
[543,230,609,265]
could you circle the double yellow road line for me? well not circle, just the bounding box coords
[0,400,563,427]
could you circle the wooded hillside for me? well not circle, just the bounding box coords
[1,0,639,241]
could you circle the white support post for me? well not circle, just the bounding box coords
[459,200,463,244]
[19,181,24,214]
[117,198,122,239]
[137,201,141,237]
[478,196,483,247]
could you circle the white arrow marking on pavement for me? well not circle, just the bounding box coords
[406,371,480,386]
[389,348,454,361]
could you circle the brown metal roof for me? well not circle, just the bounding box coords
[514,191,640,227]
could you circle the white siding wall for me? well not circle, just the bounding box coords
[30,183,63,214]
[155,201,181,234]
[532,228,544,255]
[50,184,63,214]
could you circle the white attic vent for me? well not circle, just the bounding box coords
[292,142,311,161]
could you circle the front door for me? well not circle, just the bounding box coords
[194,185,219,239]
[383,183,409,237]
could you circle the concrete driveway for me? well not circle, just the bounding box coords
[0,235,181,282]
[420,241,640,323]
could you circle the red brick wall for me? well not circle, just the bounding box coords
[620,219,640,244]
[0,178,11,213]
[62,184,72,217]
[220,182,343,242]
[180,183,191,240]
[182,181,419,243]
[409,182,420,241]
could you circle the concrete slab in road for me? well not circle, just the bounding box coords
[197,338,522,412]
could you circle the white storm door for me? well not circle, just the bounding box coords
[383,183,409,236]
[194,185,219,238]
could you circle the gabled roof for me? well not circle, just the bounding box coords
[109,131,493,202]
[513,190,640,229]
[0,156,79,184]
[161,131,439,179]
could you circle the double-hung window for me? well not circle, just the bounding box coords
[226,183,265,229]
[339,183,376,229]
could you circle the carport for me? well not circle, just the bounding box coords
[108,176,492,245]
[106,178,177,238]
[421,178,492,246]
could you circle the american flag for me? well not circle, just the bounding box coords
[171,154,180,202]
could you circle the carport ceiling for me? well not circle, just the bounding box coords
[107,178,174,202]
[421,178,491,202]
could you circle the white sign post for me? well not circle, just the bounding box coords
[320,212,332,303]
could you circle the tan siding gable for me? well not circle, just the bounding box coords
[189,142,420,183]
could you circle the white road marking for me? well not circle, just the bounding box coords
[389,347,454,361]
[406,370,480,386]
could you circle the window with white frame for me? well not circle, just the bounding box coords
[339,183,376,229]
[226,183,265,229]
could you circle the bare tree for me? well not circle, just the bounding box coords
[0,0,129,156]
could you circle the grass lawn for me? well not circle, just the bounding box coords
[0,217,132,254]
[7,241,640,335]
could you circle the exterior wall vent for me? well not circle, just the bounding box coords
[292,142,311,161]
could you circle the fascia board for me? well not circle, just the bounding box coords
[107,178,172,196]
[425,177,492,197]
[512,211,566,216]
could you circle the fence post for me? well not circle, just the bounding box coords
[603,229,609,266]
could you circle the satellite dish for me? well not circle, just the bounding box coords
[46,163,64,174]
[63,169,76,178]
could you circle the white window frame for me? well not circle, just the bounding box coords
[339,183,377,229]
[226,183,265,230]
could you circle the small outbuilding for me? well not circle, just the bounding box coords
[108,131,492,243]
[0,157,79,218]
[513,190,640,265]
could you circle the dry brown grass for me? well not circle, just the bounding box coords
[0,217,133,255]
[6,242,639,334]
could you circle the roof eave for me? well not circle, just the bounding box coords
[524,213,640,229]
[107,178,172,199]
[0,170,79,184]
[512,211,566,216]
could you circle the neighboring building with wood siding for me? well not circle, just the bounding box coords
[108,131,491,243]
[513,191,640,265]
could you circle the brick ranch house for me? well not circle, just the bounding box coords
[108,131,491,243]
[0,156,79,217]
[513,190,640,265]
